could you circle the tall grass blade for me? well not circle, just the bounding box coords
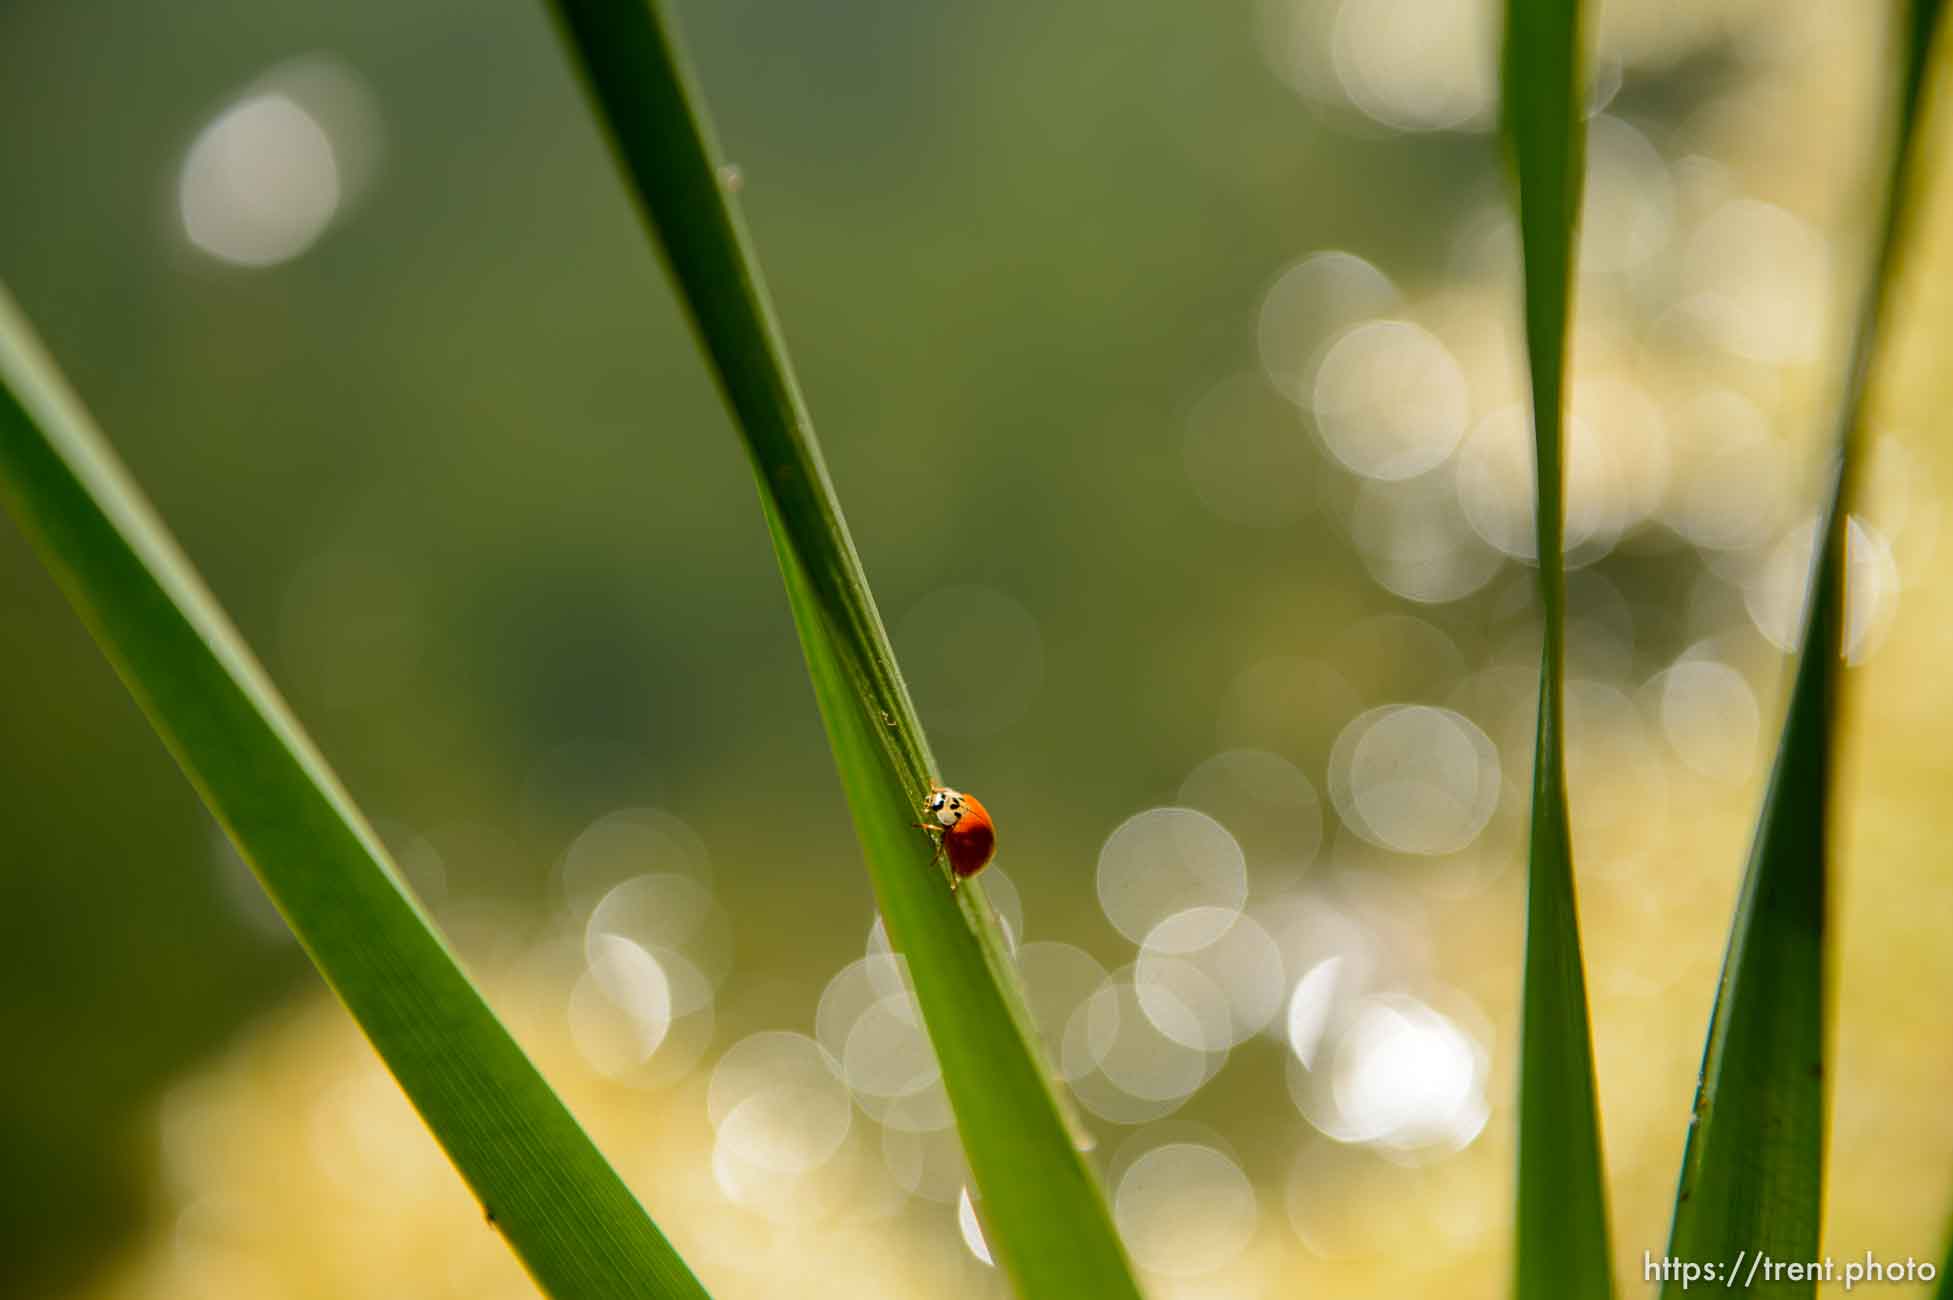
[1662,3,1945,1289]
[0,285,710,1300]
[540,3,1144,1296]
[1501,2,1613,1297]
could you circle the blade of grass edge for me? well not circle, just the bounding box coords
[537,3,1144,1297]
[1661,3,1945,1289]
[0,285,710,1300]
[1502,2,1614,1298]
[1937,1214,1953,1300]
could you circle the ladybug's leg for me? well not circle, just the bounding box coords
[912,824,961,891]
[911,823,948,867]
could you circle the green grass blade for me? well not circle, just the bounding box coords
[765,491,1135,1294]
[539,3,1143,1297]
[1661,520,1835,1292]
[1501,2,1613,1298]
[0,285,710,1300]
[1662,3,1945,1288]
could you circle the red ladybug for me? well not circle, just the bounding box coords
[917,786,996,891]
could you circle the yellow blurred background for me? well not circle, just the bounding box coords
[2,0,1950,1296]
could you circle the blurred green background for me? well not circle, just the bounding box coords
[4,1,1952,1297]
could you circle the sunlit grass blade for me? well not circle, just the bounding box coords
[765,492,1133,1292]
[1663,3,1945,1288]
[0,285,709,1300]
[1660,518,1833,1291]
[539,3,1143,1297]
[1501,2,1613,1297]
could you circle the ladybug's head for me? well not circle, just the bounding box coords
[925,787,967,827]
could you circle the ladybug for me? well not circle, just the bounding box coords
[916,786,996,891]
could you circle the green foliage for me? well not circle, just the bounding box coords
[1501,1,1614,1296]
[6,2,1951,1295]
[1663,4,1946,1292]
[0,285,709,1299]
[541,2,1144,1296]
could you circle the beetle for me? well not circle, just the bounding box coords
[915,786,996,891]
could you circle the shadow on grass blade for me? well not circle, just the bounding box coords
[540,2,1143,1296]
[0,286,709,1299]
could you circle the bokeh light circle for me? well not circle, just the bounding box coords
[1329,706,1501,855]
[1312,321,1471,481]
[1097,808,1248,948]
[1257,251,1399,400]
[1115,1143,1259,1277]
